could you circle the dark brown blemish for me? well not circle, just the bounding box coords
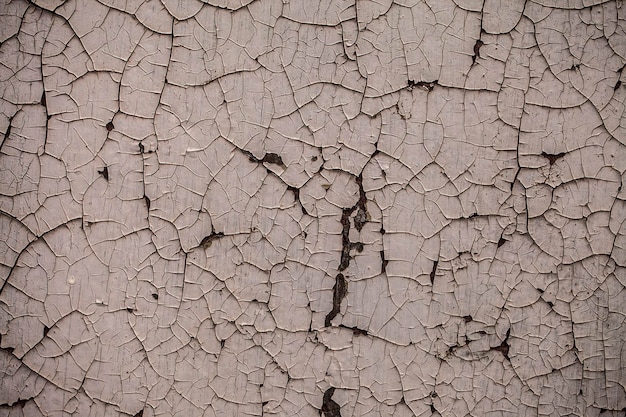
[201,230,224,248]
[151,293,158,300]
[321,387,341,417]
[0,334,14,354]
[98,166,109,181]
[325,273,347,327]
[133,411,143,417]
[472,39,484,63]
[106,121,114,132]
[615,80,622,91]
[43,326,50,337]
[497,237,506,248]
[0,398,30,408]
[287,186,309,216]
[463,315,473,323]
[408,79,438,92]
[354,175,368,232]
[541,151,566,165]
[352,242,364,252]
[380,250,388,274]
[262,152,285,166]
[144,195,151,210]
[492,328,510,359]
[339,209,352,271]
[430,260,438,284]
[4,118,12,140]
[339,324,368,336]
[244,150,286,168]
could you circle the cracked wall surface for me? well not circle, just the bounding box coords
[0,0,625,416]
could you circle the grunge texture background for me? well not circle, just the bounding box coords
[0,0,625,416]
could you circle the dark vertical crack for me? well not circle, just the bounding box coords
[325,273,347,327]
[380,250,387,274]
[430,391,438,414]
[287,185,309,215]
[430,259,438,284]
[339,175,368,271]
[143,195,151,211]
[492,327,511,360]
[353,175,367,232]
[320,387,341,417]
[1,114,14,149]
[339,208,352,271]
[472,39,484,64]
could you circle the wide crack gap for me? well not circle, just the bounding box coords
[325,273,347,327]
[320,387,341,417]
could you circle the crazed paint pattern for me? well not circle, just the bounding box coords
[0,0,625,415]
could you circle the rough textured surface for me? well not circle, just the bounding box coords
[0,0,625,416]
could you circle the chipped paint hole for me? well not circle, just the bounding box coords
[541,151,566,165]
[472,39,484,63]
[430,260,438,284]
[321,388,341,417]
[98,166,109,181]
